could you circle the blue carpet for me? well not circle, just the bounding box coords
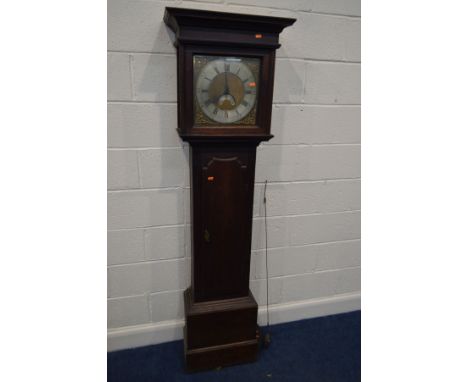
[108,311,360,382]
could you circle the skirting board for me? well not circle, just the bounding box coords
[108,292,360,352]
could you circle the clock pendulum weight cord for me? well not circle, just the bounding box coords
[263,180,272,348]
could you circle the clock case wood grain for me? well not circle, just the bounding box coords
[164,7,295,372]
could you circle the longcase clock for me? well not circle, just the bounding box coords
[164,7,295,372]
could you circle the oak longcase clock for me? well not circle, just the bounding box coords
[164,7,295,372]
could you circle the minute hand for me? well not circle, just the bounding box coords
[223,68,230,95]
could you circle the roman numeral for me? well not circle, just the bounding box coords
[204,99,212,107]
[204,76,213,81]
[214,67,220,74]
[213,108,218,115]
[241,100,249,107]
[225,63,230,72]
[201,89,208,93]
[242,78,249,84]
[224,111,229,119]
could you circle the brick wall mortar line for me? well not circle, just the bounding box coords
[108,238,361,267]
[109,50,360,65]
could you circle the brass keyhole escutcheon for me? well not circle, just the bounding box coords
[204,229,210,243]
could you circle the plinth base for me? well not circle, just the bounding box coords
[183,288,259,372]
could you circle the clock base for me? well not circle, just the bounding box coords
[183,288,260,372]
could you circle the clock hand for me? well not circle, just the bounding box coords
[208,94,221,106]
[223,68,229,95]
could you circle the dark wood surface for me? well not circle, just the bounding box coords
[191,143,257,302]
[184,288,260,372]
[184,338,259,373]
[177,43,276,141]
[164,7,295,48]
[163,7,295,372]
[165,7,295,142]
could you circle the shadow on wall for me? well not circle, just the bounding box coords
[251,56,306,305]
[133,47,177,100]
[137,23,190,302]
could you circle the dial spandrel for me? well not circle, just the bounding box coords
[193,55,260,126]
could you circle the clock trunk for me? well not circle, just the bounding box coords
[183,142,259,371]
[191,143,256,302]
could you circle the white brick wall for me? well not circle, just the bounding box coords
[108,0,360,332]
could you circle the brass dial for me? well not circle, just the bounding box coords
[194,56,259,125]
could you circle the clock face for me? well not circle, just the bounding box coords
[193,55,260,126]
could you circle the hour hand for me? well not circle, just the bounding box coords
[204,95,218,107]
[204,96,221,107]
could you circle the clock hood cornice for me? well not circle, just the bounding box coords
[164,7,296,48]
